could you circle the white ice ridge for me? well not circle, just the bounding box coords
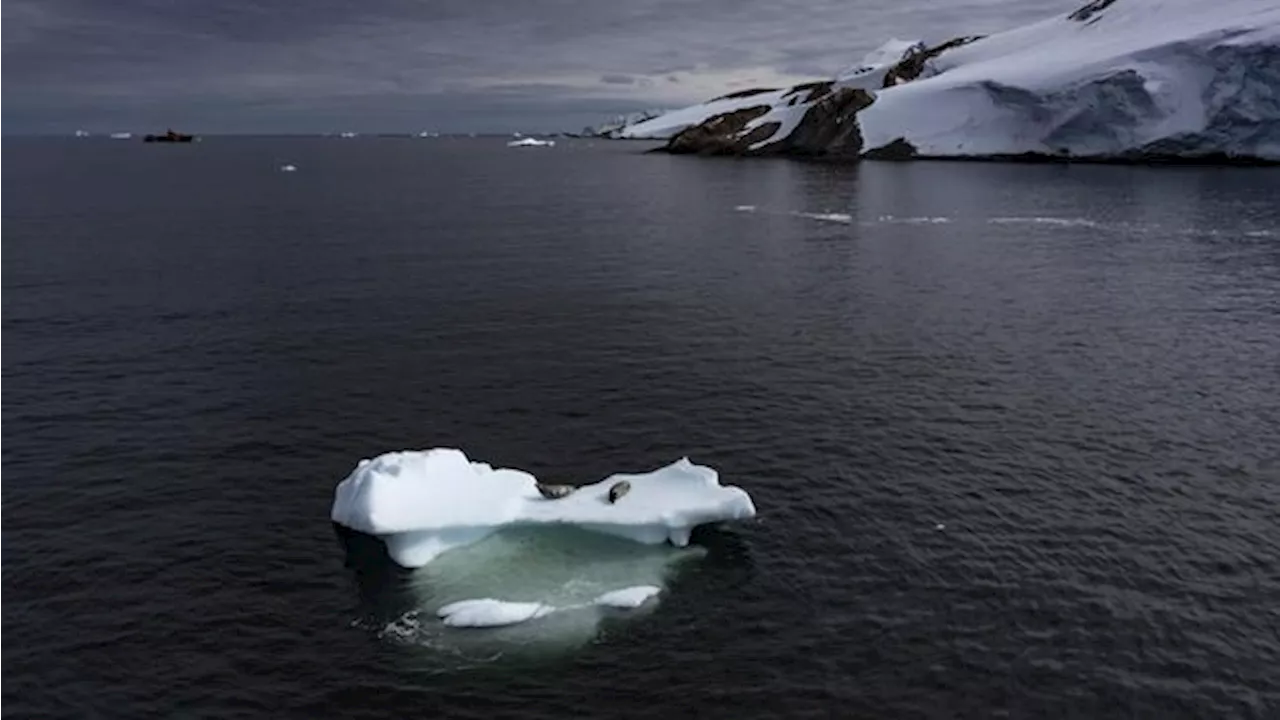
[331,449,756,568]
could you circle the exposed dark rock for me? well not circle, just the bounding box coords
[862,137,919,160]
[664,105,774,155]
[768,87,876,156]
[1069,0,1118,22]
[783,81,836,103]
[883,36,985,87]
[660,86,876,158]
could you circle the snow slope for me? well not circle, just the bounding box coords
[859,0,1280,159]
[631,0,1280,160]
[331,449,756,568]
[620,88,792,139]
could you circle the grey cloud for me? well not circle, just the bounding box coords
[3,0,1075,133]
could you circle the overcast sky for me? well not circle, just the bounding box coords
[3,0,1071,134]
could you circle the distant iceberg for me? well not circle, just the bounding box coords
[109,132,132,140]
[507,137,556,147]
[331,448,756,568]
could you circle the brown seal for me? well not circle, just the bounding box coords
[536,483,575,500]
[607,480,631,504]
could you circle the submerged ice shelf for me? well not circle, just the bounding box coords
[433,586,663,628]
[331,448,756,568]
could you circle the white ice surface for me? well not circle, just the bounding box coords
[332,449,756,568]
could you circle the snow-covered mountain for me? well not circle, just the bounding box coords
[582,109,673,138]
[622,0,1280,162]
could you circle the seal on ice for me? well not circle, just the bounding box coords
[607,480,631,504]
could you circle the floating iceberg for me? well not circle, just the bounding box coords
[279,164,298,172]
[331,449,756,568]
[507,137,556,147]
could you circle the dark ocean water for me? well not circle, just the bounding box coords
[3,137,1279,719]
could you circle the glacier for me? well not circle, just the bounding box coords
[623,0,1280,162]
[331,448,756,568]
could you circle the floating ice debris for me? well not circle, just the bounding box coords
[594,585,661,608]
[331,448,756,568]
[935,523,946,531]
[734,205,757,212]
[792,211,854,224]
[877,215,952,224]
[437,599,554,628]
[507,137,555,147]
[279,164,298,172]
[988,217,1098,228]
[109,132,132,140]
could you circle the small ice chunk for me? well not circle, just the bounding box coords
[507,137,555,147]
[935,523,946,531]
[437,598,554,628]
[734,205,757,212]
[279,164,297,172]
[594,585,661,608]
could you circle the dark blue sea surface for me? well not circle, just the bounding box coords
[4,137,1279,719]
